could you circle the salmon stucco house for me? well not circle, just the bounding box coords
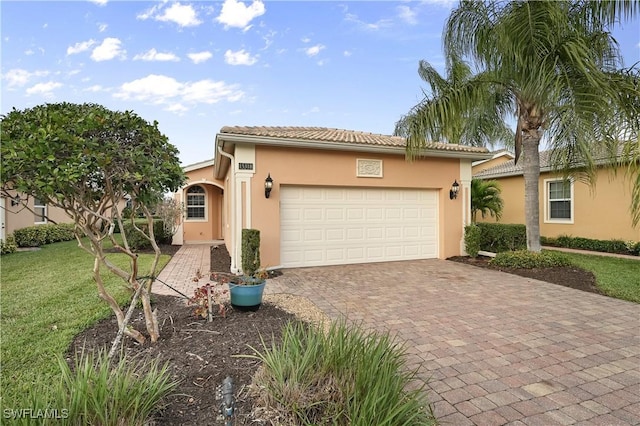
[473,149,639,242]
[174,126,490,273]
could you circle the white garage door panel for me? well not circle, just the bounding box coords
[280,186,438,267]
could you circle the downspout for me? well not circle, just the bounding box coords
[217,145,239,274]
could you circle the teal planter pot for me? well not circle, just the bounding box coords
[229,279,266,311]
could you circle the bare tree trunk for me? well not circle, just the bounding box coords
[93,257,146,345]
[108,282,144,360]
[522,132,542,252]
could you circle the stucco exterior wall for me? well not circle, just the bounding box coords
[249,145,465,267]
[3,199,74,235]
[477,166,639,242]
[179,165,225,243]
[473,156,513,174]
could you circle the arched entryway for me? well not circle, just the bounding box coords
[182,182,224,243]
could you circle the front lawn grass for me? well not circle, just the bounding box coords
[564,253,640,303]
[0,239,170,408]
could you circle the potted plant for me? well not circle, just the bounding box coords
[229,229,267,310]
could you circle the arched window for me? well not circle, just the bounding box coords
[186,185,206,220]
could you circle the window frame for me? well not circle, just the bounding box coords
[185,185,207,222]
[34,197,47,224]
[544,178,574,224]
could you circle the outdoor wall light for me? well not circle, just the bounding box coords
[264,173,273,199]
[10,195,22,206]
[449,180,460,200]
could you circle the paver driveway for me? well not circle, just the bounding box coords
[266,259,640,425]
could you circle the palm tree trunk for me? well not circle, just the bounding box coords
[522,132,542,252]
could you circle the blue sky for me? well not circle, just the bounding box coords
[2,1,639,166]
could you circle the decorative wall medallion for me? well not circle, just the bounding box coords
[356,159,383,178]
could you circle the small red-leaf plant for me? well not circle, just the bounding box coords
[188,273,229,320]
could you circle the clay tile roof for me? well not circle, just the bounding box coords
[475,145,630,178]
[219,126,490,154]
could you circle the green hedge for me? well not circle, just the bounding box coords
[464,224,481,258]
[541,235,639,256]
[476,223,527,253]
[121,219,173,250]
[490,250,572,269]
[14,223,76,247]
[1,235,18,255]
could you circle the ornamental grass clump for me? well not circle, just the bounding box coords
[490,249,572,269]
[248,320,436,426]
[22,349,178,426]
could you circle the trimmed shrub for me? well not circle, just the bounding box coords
[464,224,481,258]
[241,228,261,276]
[476,223,527,253]
[542,234,639,256]
[44,223,75,244]
[14,223,76,247]
[490,250,573,269]
[1,235,18,255]
[121,219,172,250]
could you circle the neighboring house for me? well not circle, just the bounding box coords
[472,149,515,174]
[0,192,74,241]
[174,126,490,272]
[473,149,639,242]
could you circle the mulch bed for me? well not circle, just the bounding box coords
[447,255,602,295]
[69,246,603,425]
[69,244,298,425]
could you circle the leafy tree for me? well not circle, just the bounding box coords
[396,0,639,251]
[470,178,504,223]
[1,102,185,355]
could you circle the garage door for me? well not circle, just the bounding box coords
[280,186,438,267]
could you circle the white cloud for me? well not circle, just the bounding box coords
[216,0,265,31]
[343,50,352,57]
[90,0,108,5]
[67,39,96,55]
[224,49,258,65]
[84,85,105,92]
[182,80,244,103]
[421,0,457,8]
[2,68,49,88]
[113,74,244,110]
[24,49,34,56]
[137,4,161,21]
[301,37,311,43]
[26,81,62,97]
[91,38,126,61]
[133,48,180,62]
[158,3,202,27]
[344,10,393,31]
[397,5,418,25]
[304,44,325,57]
[137,2,202,27]
[98,23,108,32]
[166,103,188,113]
[188,51,213,64]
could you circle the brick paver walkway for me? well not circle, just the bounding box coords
[154,243,218,298]
[155,245,640,425]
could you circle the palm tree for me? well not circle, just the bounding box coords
[396,0,639,251]
[395,55,513,147]
[471,178,504,223]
